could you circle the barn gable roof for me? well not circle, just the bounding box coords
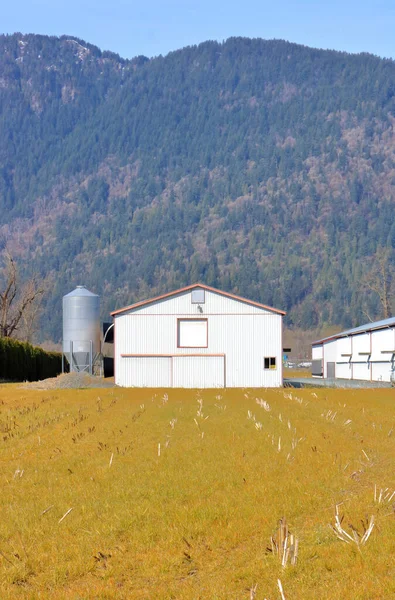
[110,283,286,316]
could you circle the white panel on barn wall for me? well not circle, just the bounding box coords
[351,332,371,381]
[323,340,337,378]
[336,336,352,361]
[335,362,352,379]
[353,363,371,381]
[122,357,172,387]
[173,356,225,388]
[178,319,207,348]
[312,346,323,360]
[371,362,392,383]
[352,332,370,358]
[370,326,394,383]
[370,328,395,362]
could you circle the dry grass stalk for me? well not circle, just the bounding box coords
[278,579,286,600]
[197,398,204,418]
[331,505,375,548]
[374,485,395,503]
[268,517,299,567]
[256,397,271,411]
[322,410,337,422]
[0,550,15,566]
[58,507,73,524]
[249,582,258,599]
[361,449,370,461]
[40,505,54,516]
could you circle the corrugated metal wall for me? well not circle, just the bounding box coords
[336,335,352,380]
[371,328,394,382]
[315,326,395,383]
[114,289,283,388]
[173,356,224,388]
[352,332,371,381]
[312,346,323,360]
[118,357,172,387]
[322,340,337,378]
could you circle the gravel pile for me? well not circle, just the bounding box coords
[21,372,115,390]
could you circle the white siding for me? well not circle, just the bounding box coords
[370,328,394,362]
[352,332,371,381]
[122,288,274,316]
[173,356,225,388]
[336,336,352,380]
[336,336,352,361]
[117,357,172,387]
[353,361,371,381]
[352,332,371,357]
[370,328,395,382]
[312,345,323,360]
[323,340,337,378]
[335,361,352,380]
[319,325,395,383]
[114,289,283,388]
[371,362,393,382]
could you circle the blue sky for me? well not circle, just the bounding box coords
[3,0,395,60]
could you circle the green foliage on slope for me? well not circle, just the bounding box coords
[0,34,394,340]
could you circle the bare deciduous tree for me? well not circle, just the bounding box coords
[0,251,45,340]
[361,248,394,321]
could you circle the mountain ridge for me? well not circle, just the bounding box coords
[0,33,394,342]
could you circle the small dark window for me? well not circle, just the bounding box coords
[264,357,276,370]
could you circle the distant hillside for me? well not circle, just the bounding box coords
[0,33,394,341]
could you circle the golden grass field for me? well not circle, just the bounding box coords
[283,368,311,379]
[0,384,394,599]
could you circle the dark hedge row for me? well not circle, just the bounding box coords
[0,337,62,382]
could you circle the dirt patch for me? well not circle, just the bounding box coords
[21,372,115,390]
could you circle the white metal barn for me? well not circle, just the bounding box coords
[312,317,395,383]
[111,284,285,388]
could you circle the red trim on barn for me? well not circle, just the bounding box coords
[110,283,286,317]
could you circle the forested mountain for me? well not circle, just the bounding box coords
[0,33,394,342]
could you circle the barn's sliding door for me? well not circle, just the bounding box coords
[173,356,225,388]
[124,357,172,387]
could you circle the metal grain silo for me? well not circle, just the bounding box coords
[62,286,100,373]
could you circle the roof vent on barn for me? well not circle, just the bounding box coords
[191,289,205,304]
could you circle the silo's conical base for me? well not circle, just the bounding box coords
[63,352,102,375]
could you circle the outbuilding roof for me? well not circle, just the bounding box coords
[312,316,395,346]
[111,283,286,316]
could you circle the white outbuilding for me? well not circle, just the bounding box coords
[312,317,395,384]
[111,283,285,388]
